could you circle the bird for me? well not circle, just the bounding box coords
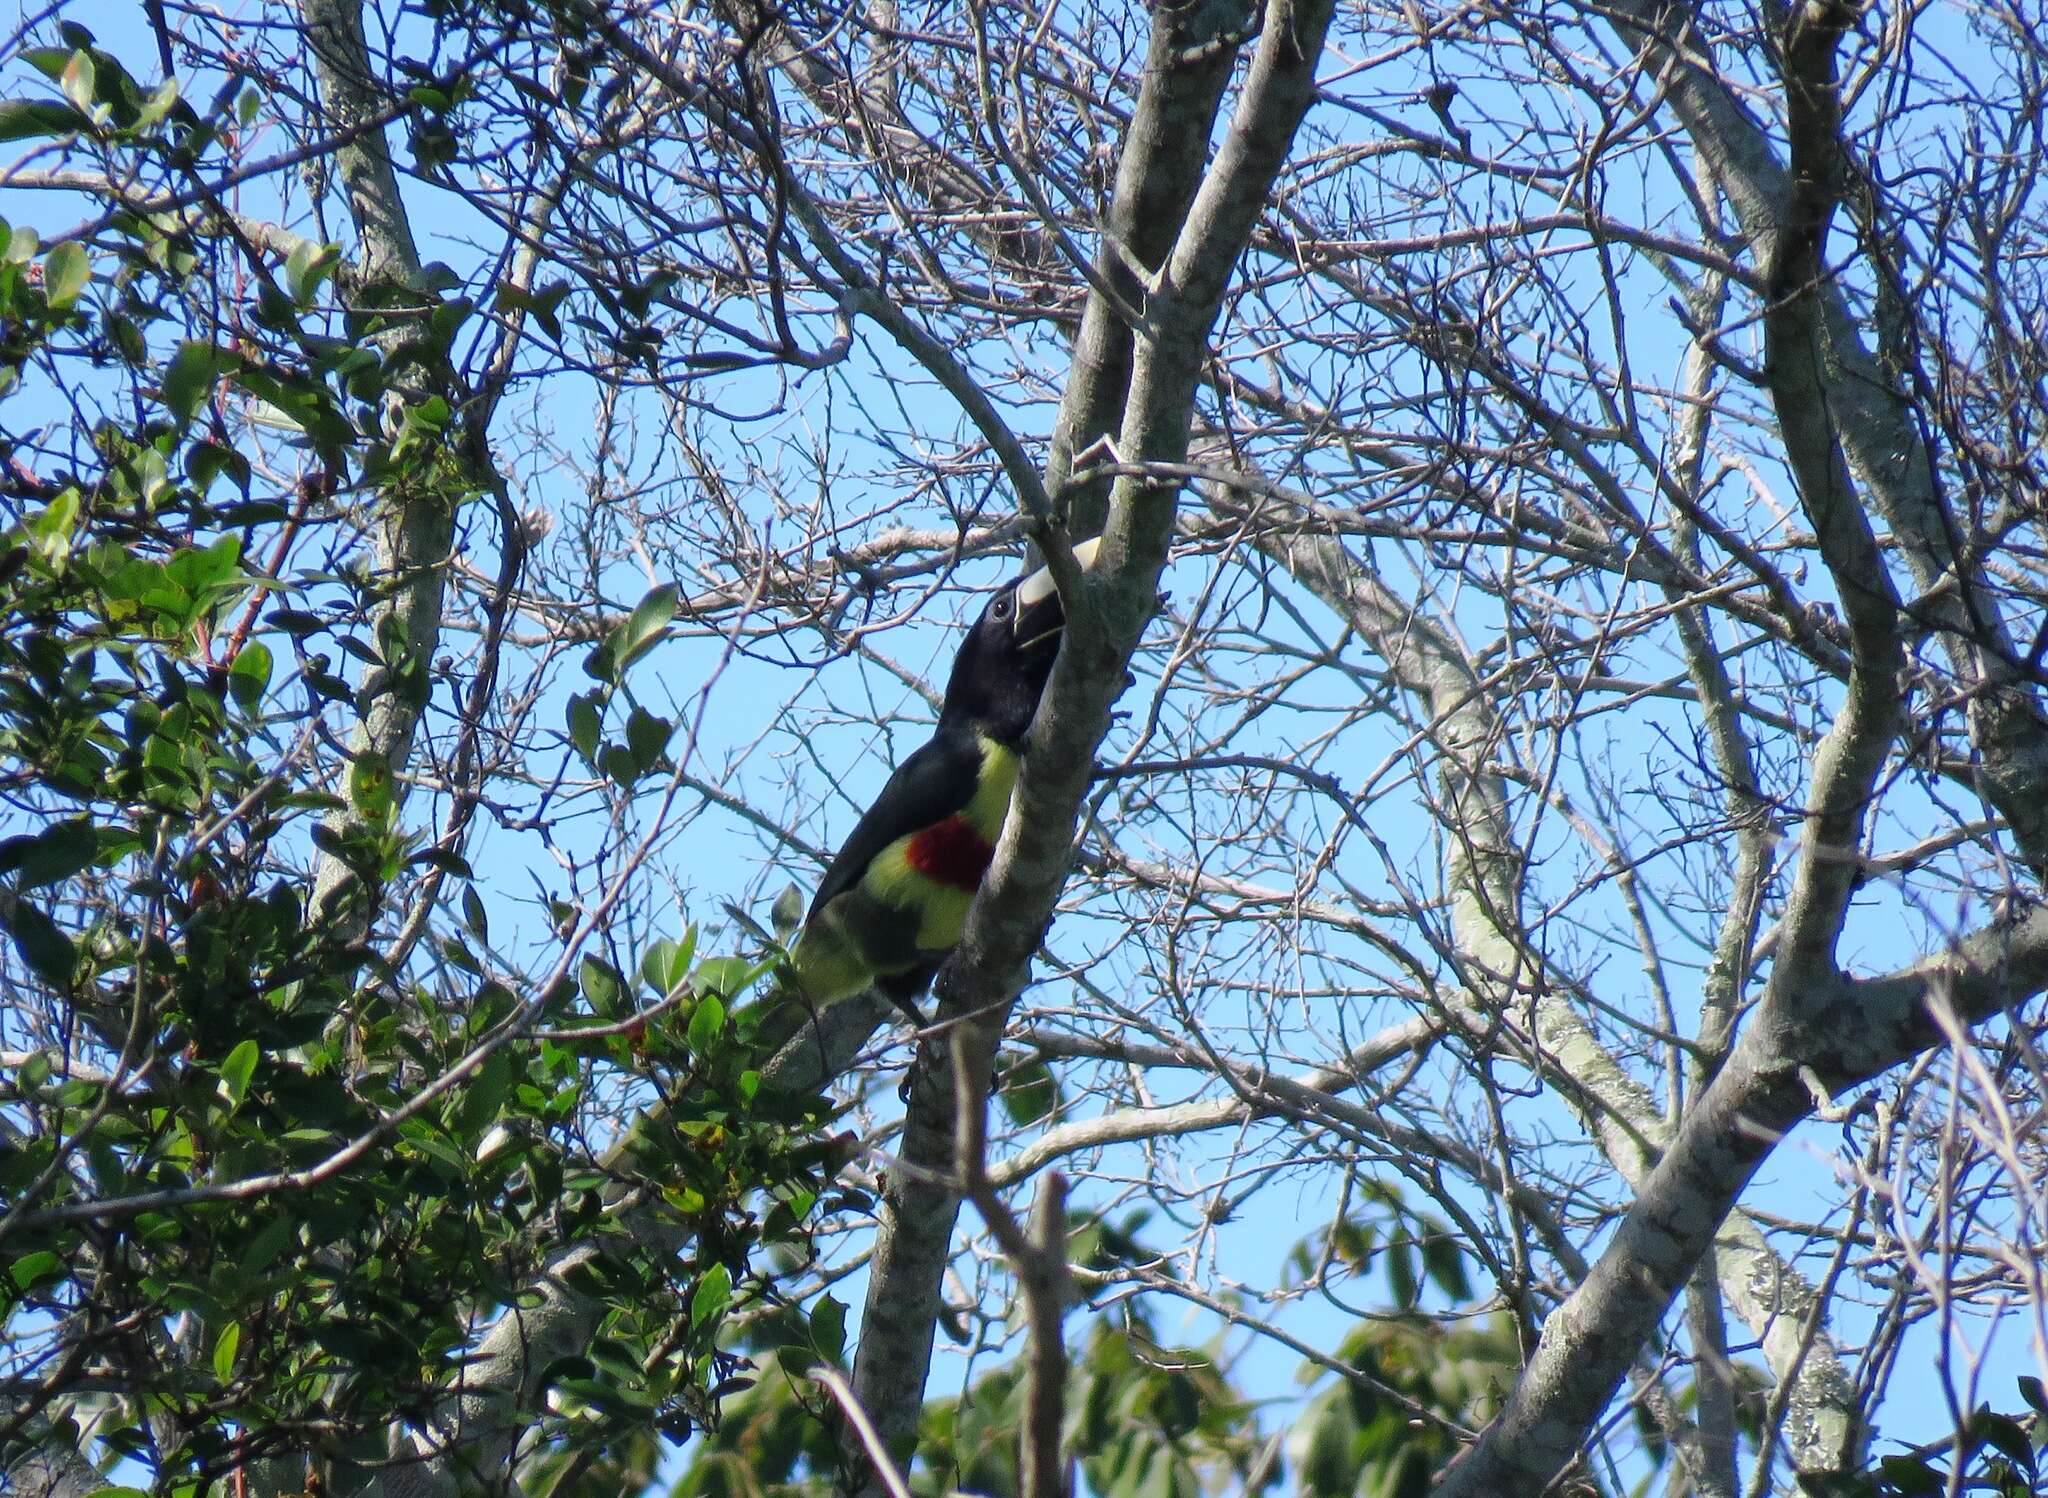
[783,536,1101,1028]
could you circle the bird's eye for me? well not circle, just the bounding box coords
[994,596,1010,616]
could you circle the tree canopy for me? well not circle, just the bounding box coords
[4,1,2048,1497]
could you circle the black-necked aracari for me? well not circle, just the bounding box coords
[786,536,1100,1024]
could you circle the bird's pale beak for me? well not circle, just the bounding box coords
[1012,535,1101,646]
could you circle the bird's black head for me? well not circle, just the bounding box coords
[938,537,1102,746]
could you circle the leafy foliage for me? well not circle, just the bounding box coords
[0,33,835,1490]
[6,0,2048,1494]
[1286,1314,1521,1498]
[668,1198,1515,1498]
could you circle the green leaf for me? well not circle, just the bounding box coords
[585,582,678,683]
[8,1250,63,1292]
[690,954,772,1003]
[532,281,571,339]
[165,534,241,597]
[6,897,76,985]
[625,706,672,771]
[238,1215,293,1276]
[264,607,325,636]
[42,241,89,309]
[24,489,79,567]
[770,883,803,942]
[427,297,473,347]
[1970,1410,2035,1475]
[188,441,251,496]
[8,819,101,888]
[2018,1376,2048,1419]
[284,240,339,305]
[18,1050,49,1090]
[1421,1233,1470,1301]
[687,992,725,1053]
[135,77,179,129]
[497,279,569,340]
[809,1293,847,1362]
[453,1050,512,1142]
[336,634,383,667]
[218,1038,259,1109]
[690,1261,731,1331]
[231,364,355,453]
[305,664,354,702]
[1878,1456,1944,1497]
[580,956,624,1017]
[212,1320,242,1383]
[409,846,474,879]
[1386,1237,1417,1309]
[0,99,80,141]
[598,744,638,787]
[227,641,273,708]
[108,311,144,365]
[566,691,601,764]
[997,1058,1058,1126]
[59,50,94,116]
[616,583,679,672]
[160,340,222,427]
[639,930,695,996]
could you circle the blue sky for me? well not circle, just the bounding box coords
[3,1,2044,1491]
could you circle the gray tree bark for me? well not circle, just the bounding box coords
[299,0,460,934]
[840,3,1339,1491]
[1431,4,2048,1481]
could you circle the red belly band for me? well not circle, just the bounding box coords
[904,816,996,891]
